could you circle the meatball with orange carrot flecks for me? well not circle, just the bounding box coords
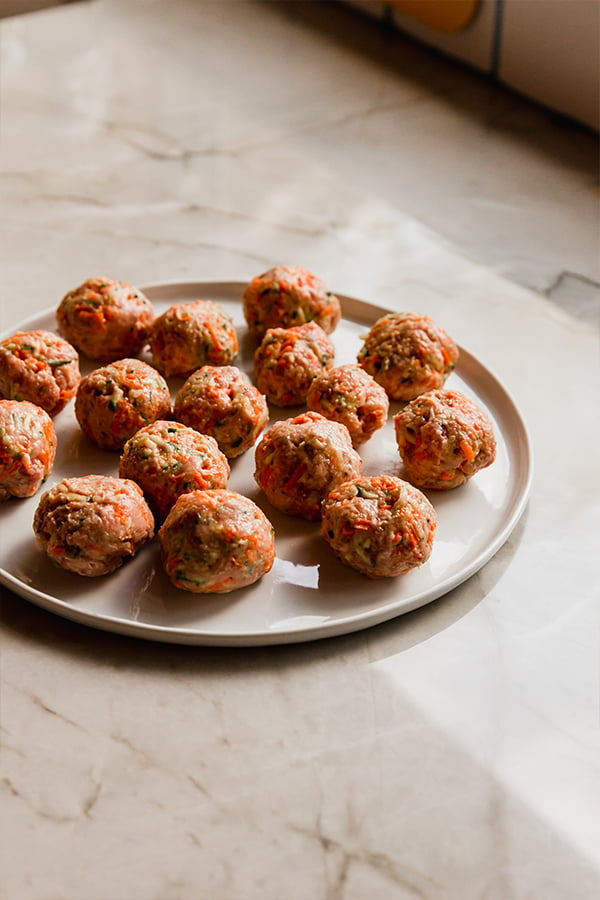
[254,411,361,521]
[0,329,80,416]
[357,312,458,401]
[321,474,437,578]
[57,276,155,362]
[254,321,334,408]
[394,389,496,489]
[243,265,341,339]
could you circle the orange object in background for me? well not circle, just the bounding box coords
[387,0,479,33]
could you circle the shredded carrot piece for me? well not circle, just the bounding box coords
[343,518,371,532]
[204,318,224,351]
[439,471,455,481]
[459,439,475,461]
[284,463,306,492]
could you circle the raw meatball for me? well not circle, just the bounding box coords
[33,474,154,576]
[357,312,459,401]
[119,420,230,521]
[321,475,437,578]
[149,300,238,377]
[159,489,275,594]
[243,265,341,339]
[0,400,57,501]
[254,321,335,407]
[0,329,80,416]
[56,276,155,362]
[254,411,362,520]
[174,365,268,459]
[394,389,496,489]
[75,358,171,451]
[306,364,389,447]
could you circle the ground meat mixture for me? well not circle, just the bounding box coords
[56,276,155,362]
[119,420,230,521]
[242,265,341,340]
[253,321,335,407]
[75,358,171,451]
[0,329,80,416]
[306,363,389,447]
[33,474,154,576]
[158,489,275,593]
[254,411,362,520]
[357,312,459,401]
[394,389,496,489]
[0,399,57,501]
[174,365,269,458]
[321,474,437,578]
[149,300,238,377]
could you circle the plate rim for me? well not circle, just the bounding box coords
[0,279,533,646]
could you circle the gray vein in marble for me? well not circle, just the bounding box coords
[81,779,102,818]
[6,85,433,166]
[4,685,196,786]
[292,813,438,900]
[103,119,239,164]
[544,271,600,325]
[22,191,112,208]
[2,685,104,821]
[0,725,27,759]
[2,775,20,800]
[546,271,600,295]
[0,184,332,239]
[107,729,159,768]
[0,740,27,760]
[29,691,88,729]
[5,681,93,735]
[0,213,273,266]
[185,830,203,848]
[1,774,92,825]
[0,5,598,898]
[181,202,332,239]
[186,773,211,799]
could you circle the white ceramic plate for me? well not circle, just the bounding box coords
[0,281,532,645]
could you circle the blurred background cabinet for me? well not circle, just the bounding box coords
[498,0,599,131]
[346,0,599,130]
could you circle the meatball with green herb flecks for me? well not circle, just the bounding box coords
[33,474,154,577]
[0,329,80,416]
[254,321,335,408]
[119,420,230,521]
[357,312,458,401]
[254,411,362,521]
[75,358,171,451]
[159,489,275,594]
[306,363,389,447]
[149,300,238,378]
[57,276,155,362]
[174,365,268,459]
[243,265,341,340]
[321,474,436,578]
[0,399,57,501]
[394,389,496,489]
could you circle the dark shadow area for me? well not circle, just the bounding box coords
[263,1,598,173]
[0,0,84,19]
[3,502,599,900]
[0,506,530,678]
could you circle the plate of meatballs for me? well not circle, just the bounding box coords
[0,268,532,645]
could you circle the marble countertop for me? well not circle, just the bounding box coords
[1,2,598,898]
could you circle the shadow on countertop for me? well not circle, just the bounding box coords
[0,0,84,18]
[0,508,529,675]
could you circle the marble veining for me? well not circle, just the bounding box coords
[0,2,599,899]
